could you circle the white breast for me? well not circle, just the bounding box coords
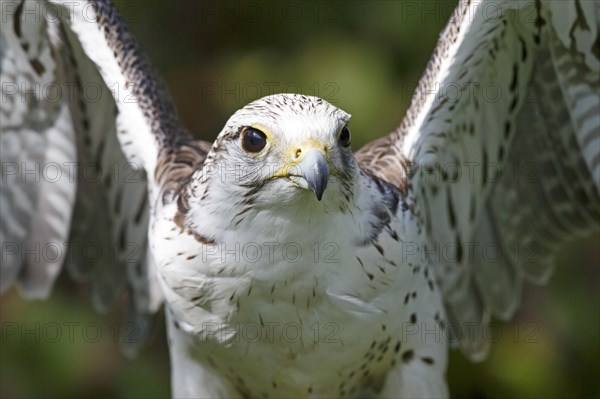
[151,199,447,397]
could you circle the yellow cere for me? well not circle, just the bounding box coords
[271,139,331,179]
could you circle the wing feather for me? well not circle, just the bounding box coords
[1,0,77,297]
[1,0,209,354]
[49,0,189,175]
[357,0,600,361]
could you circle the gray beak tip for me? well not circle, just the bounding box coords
[296,148,329,201]
[315,189,324,201]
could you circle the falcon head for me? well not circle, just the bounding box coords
[200,94,357,207]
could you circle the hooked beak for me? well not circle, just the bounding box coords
[288,147,330,201]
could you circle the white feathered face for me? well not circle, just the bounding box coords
[203,94,356,207]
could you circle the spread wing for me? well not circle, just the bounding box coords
[356,0,600,361]
[0,0,209,354]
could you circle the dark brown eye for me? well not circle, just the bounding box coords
[242,127,267,153]
[339,125,351,147]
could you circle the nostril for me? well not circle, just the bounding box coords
[294,149,302,159]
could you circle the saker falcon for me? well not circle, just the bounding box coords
[1,0,599,397]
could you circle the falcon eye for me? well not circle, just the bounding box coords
[241,127,267,153]
[339,125,351,147]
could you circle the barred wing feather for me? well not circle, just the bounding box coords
[356,0,600,361]
[0,0,205,354]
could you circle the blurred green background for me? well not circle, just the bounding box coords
[1,1,598,398]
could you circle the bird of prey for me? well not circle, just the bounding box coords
[1,0,598,397]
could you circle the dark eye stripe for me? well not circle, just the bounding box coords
[242,127,267,153]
